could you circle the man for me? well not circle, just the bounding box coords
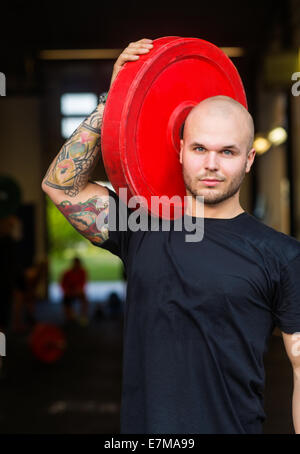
[42,38,300,434]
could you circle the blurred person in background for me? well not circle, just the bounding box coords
[13,259,48,333]
[107,291,122,319]
[60,257,89,326]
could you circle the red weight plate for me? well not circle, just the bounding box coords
[101,36,247,219]
[29,323,66,364]
[102,36,179,194]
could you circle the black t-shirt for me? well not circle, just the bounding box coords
[92,188,300,434]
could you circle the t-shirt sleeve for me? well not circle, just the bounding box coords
[91,187,132,266]
[272,253,300,334]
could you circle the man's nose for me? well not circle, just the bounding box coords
[204,151,219,170]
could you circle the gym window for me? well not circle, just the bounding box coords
[60,93,98,138]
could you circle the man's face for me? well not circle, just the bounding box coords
[179,107,255,205]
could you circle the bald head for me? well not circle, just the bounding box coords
[182,95,254,152]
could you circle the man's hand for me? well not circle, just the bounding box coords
[282,331,300,433]
[110,38,154,88]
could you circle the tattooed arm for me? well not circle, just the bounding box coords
[42,102,104,197]
[41,102,110,245]
[42,38,154,246]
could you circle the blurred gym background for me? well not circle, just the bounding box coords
[0,0,300,434]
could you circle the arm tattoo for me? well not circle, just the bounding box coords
[44,104,105,197]
[57,195,109,245]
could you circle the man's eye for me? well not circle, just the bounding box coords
[222,150,233,155]
[195,147,205,152]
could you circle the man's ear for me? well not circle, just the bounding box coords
[179,139,183,164]
[245,148,256,173]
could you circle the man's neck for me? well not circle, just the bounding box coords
[184,195,244,219]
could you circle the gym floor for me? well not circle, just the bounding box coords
[0,300,295,434]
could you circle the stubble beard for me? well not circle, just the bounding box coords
[182,160,248,205]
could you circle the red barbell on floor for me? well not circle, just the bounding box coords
[29,323,66,364]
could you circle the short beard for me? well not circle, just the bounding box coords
[182,160,247,205]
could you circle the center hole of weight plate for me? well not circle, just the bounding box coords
[166,101,197,154]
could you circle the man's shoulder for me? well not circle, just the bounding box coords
[244,213,300,264]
